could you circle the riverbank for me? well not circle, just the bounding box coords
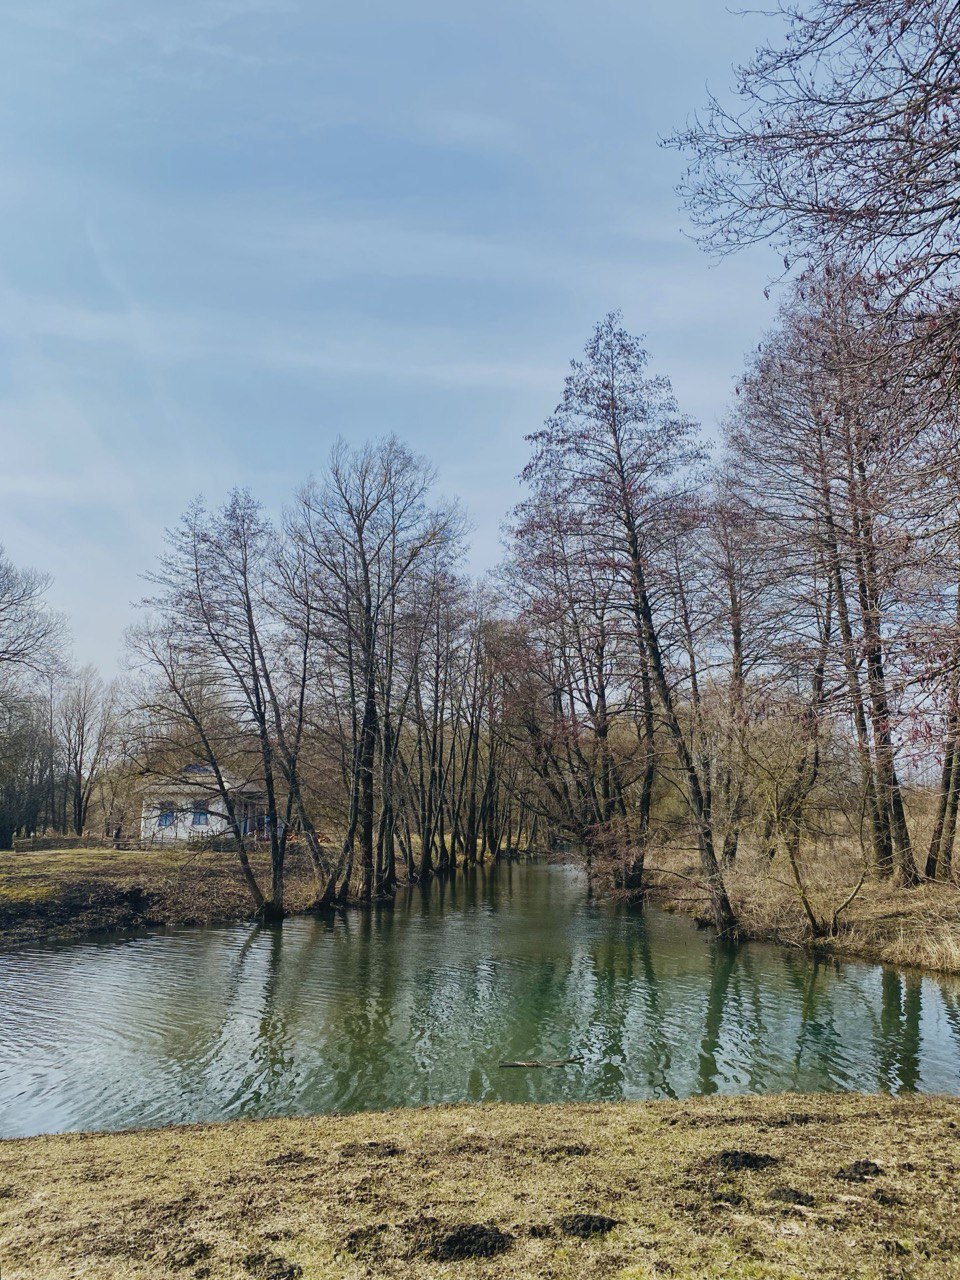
[0,845,324,949]
[5,843,960,979]
[646,843,960,976]
[2,1093,958,1279]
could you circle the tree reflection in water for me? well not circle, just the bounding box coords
[0,862,959,1137]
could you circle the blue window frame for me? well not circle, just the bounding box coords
[192,803,210,827]
[157,804,174,829]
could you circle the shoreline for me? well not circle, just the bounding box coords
[643,855,960,978]
[3,845,960,981]
[2,1093,958,1279]
[0,845,327,952]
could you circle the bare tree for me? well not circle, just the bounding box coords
[514,314,738,933]
[670,0,960,366]
[292,437,463,902]
[57,666,117,837]
[0,693,52,849]
[505,466,646,890]
[138,492,333,918]
[723,271,934,885]
[0,546,63,689]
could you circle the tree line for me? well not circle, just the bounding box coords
[2,0,959,941]
[129,440,542,919]
[0,552,129,850]
[505,0,960,934]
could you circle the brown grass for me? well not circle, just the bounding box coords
[5,838,960,978]
[1,1094,958,1279]
[647,841,960,974]
[0,844,322,949]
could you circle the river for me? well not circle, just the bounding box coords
[1,861,959,1137]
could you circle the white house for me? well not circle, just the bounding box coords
[140,763,268,845]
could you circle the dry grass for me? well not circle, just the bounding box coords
[5,837,960,977]
[1,1094,958,1279]
[648,842,960,974]
[0,845,322,949]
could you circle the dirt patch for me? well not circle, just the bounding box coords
[711,1188,748,1207]
[265,1150,318,1168]
[835,1159,884,1182]
[342,1215,513,1264]
[771,1186,815,1207]
[419,1223,514,1260]
[338,1140,402,1160]
[164,1239,213,1269]
[708,1149,780,1173]
[557,1212,619,1238]
[761,1111,818,1128]
[342,1222,392,1261]
[873,1187,904,1206]
[445,1136,493,1156]
[242,1249,302,1279]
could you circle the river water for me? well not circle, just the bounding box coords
[1,861,959,1137]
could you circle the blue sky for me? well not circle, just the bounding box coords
[1,0,782,669]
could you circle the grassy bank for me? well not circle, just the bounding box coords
[647,843,960,975]
[5,842,960,978]
[2,1094,958,1279]
[0,845,322,949]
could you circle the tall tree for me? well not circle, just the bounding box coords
[0,546,62,689]
[139,492,332,918]
[515,314,738,933]
[293,437,462,902]
[57,666,117,837]
[726,272,926,885]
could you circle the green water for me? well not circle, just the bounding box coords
[1,861,959,1137]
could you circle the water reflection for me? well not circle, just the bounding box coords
[0,862,959,1137]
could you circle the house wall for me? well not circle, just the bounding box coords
[140,792,232,845]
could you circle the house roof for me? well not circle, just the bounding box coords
[142,764,265,797]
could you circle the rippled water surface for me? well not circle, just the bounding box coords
[2,861,960,1137]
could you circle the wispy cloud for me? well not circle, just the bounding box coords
[0,0,780,669]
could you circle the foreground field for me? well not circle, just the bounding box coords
[1,1094,958,1279]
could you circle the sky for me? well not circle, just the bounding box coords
[0,0,784,671]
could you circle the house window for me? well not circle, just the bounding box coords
[192,803,210,827]
[157,804,175,829]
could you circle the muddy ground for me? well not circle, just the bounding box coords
[1,1094,959,1279]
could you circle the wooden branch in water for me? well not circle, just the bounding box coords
[498,1057,583,1069]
